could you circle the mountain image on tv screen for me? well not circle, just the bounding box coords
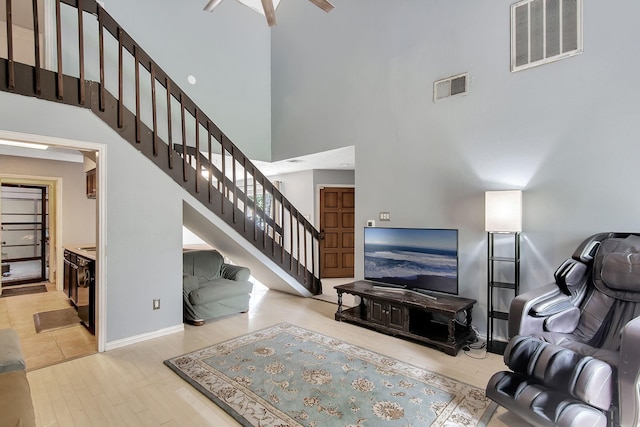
[364,227,458,295]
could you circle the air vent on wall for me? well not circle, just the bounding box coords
[511,0,583,72]
[433,73,468,102]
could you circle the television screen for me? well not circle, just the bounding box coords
[364,227,458,295]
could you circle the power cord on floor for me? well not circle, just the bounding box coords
[463,340,488,359]
[462,325,488,359]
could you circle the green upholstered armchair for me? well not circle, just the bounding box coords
[182,250,253,325]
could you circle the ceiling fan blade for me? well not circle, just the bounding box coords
[260,0,277,26]
[307,0,334,13]
[203,0,224,12]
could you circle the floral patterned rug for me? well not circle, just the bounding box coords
[164,323,496,427]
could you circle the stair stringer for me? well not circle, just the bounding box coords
[183,197,313,297]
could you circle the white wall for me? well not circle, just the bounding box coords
[271,0,640,334]
[104,129,184,342]
[101,0,272,161]
[0,91,183,344]
[269,170,314,223]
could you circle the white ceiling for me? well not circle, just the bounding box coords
[234,0,283,15]
[253,145,354,176]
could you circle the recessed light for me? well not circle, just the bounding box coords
[187,75,197,85]
[0,139,48,150]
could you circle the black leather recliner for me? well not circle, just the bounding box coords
[486,233,640,427]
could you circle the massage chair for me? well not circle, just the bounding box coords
[486,232,640,427]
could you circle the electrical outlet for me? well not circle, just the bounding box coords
[153,299,160,310]
[379,212,391,221]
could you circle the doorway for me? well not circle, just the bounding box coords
[0,130,106,357]
[319,187,355,278]
[1,184,48,286]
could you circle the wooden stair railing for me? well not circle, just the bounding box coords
[0,0,321,294]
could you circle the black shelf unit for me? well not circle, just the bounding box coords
[487,231,520,354]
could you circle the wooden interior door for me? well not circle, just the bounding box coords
[320,187,354,278]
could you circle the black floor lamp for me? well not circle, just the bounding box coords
[485,190,522,354]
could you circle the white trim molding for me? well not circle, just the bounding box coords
[104,323,185,351]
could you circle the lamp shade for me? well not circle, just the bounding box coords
[485,190,522,232]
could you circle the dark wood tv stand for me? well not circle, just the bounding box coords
[334,281,476,356]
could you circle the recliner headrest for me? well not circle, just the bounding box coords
[601,252,640,292]
[593,234,640,301]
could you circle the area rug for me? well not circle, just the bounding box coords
[164,323,497,427]
[1,284,47,298]
[33,308,81,333]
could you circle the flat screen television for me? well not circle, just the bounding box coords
[364,227,458,296]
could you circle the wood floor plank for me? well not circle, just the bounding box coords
[27,370,57,427]
[146,379,206,426]
[74,355,107,397]
[135,385,173,425]
[112,400,144,427]
[134,408,164,426]
[50,364,92,426]
[76,390,111,427]
[40,366,78,426]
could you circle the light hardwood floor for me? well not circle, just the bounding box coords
[24,283,527,426]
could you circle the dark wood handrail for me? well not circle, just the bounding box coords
[0,0,321,294]
[174,144,285,238]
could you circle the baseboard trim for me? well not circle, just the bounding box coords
[104,323,185,351]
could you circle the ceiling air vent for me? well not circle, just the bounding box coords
[433,73,468,102]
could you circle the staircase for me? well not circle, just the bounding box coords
[0,0,321,295]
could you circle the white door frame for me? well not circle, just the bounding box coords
[0,129,107,352]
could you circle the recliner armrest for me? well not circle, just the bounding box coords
[529,294,573,317]
[509,284,561,338]
[220,264,251,281]
[543,307,580,334]
[618,316,640,427]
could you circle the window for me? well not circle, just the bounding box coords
[511,0,583,72]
